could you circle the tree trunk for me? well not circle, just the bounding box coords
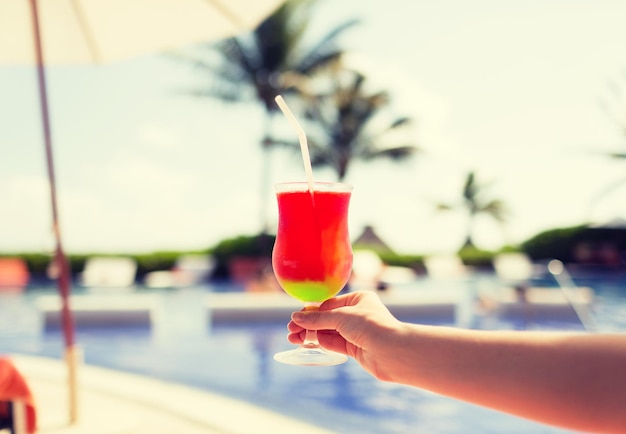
[259,114,274,235]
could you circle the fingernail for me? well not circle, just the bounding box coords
[292,311,306,321]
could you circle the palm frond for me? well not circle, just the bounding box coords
[436,203,455,211]
[185,87,245,102]
[296,19,360,73]
[363,145,417,160]
[480,199,509,222]
[282,0,316,52]
[389,117,413,129]
[462,172,477,201]
[296,51,344,75]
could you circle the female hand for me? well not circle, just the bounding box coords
[287,291,406,381]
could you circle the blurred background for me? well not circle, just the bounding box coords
[1,0,625,276]
[1,2,625,433]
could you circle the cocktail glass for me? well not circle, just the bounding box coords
[272,181,353,366]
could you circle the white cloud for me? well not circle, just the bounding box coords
[105,159,194,203]
[136,123,182,150]
[0,175,54,251]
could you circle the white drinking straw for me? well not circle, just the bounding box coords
[274,95,315,192]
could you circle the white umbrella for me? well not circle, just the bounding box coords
[0,0,285,425]
[0,0,284,64]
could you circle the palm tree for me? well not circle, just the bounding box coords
[272,64,418,180]
[436,171,509,250]
[592,74,626,211]
[179,0,358,232]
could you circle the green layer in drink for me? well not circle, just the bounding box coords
[279,280,339,303]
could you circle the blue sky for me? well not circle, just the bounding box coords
[1,0,625,255]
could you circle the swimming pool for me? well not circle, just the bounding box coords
[1,271,625,434]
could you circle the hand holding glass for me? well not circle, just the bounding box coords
[272,182,353,366]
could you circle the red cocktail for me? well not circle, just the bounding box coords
[272,181,353,365]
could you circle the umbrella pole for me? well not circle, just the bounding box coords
[28,0,79,424]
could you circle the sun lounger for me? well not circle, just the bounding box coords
[144,254,215,288]
[206,293,302,324]
[37,294,160,329]
[80,257,137,290]
[489,286,594,323]
[490,253,595,326]
[493,252,540,282]
[423,254,469,279]
[379,288,463,323]
[350,250,417,291]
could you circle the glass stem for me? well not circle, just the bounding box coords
[303,329,320,348]
[302,304,320,348]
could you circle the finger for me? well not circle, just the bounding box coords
[287,330,305,345]
[319,292,360,310]
[287,320,305,333]
[287,330,351,357]
[319,290,375,311]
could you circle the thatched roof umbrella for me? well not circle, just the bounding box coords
[352,225,394,254]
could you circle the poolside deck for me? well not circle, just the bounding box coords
[9,354,333,434]
[34,282,596,335]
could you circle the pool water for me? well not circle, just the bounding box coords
[1,271,625,434]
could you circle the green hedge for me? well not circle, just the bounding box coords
[210,233,275,278]
[521,224,626,263]
[1,251,203,280]
[521,225,588,262]
[6,223,619,283]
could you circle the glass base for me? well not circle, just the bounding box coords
[273,345,348,366]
